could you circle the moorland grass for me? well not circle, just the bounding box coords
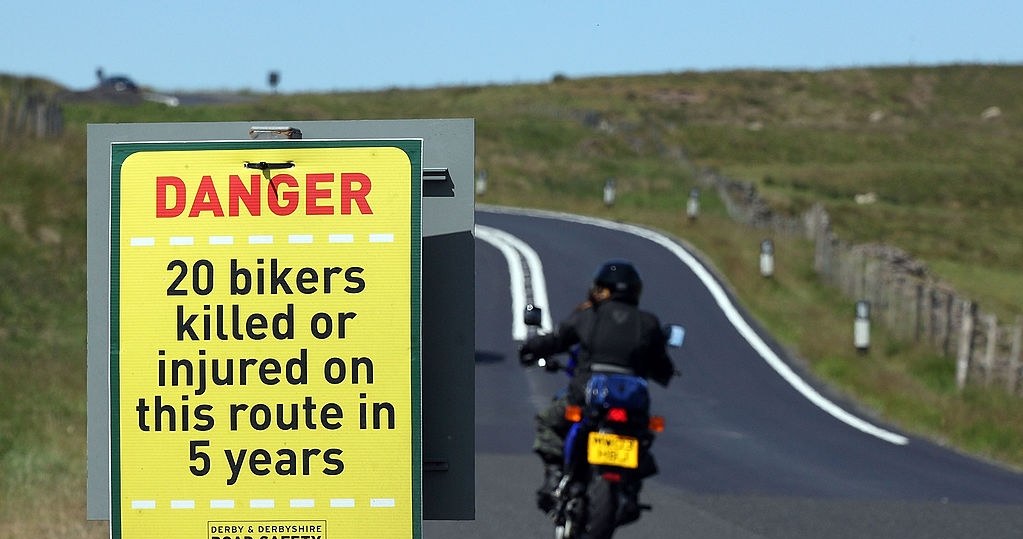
[2,65,1023,535]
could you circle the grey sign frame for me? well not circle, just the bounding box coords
[87,119,475,521]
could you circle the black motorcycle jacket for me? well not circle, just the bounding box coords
[520,298,676,392]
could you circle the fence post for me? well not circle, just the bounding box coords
[861,253,873,307]
[920,282,928,341]
[956,300,975,391]
[982,313,998,387]
[809,204,830,275]
[919,283,932,344]
[882,268,895,333]
[942,290,955,357]
[903,278,918,342]
[1,84,63,141]
[1008,317,1023,395]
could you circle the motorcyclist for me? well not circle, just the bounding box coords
[518,259,676,512]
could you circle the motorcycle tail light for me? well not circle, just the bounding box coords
[601,471,622,483]
[564,405,583,423]
[606,407,629,423]
[649,415,665,433]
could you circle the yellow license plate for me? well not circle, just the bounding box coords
[587,432,639,469]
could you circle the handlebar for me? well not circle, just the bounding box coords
[521,352,562,372]
[522,351,682,379]
[536,357,562,372]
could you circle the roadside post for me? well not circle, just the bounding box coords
[87,120,475,538]
[760,239,775,278]
[855,300,871,353]
[475,169,487,196]
[603,177,616,207]
[686,187,700,220]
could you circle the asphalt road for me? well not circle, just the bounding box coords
[425,206,1023,539]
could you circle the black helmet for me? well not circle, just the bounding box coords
[592,259,642,304]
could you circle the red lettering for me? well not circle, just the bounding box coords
[306,173,334,215]
[341,173,373,215]
[156,176,186,217]
[188,176,225,217]
[229,174,262,216]
[268,174,299,216]
[154,172,375,217]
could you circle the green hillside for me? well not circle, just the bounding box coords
[2,65,1022,535]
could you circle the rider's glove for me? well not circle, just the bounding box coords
[518,345,536,366]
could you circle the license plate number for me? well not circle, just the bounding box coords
[587,432,639,469]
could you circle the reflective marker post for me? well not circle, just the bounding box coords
[855,300,871,354]
[760,239,775,278]
[603,177,616,207]
[475,169,487,195]
[686,188,700,221]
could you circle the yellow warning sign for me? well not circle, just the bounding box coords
[109,141,422,539]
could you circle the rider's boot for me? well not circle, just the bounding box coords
[536,463,562,513]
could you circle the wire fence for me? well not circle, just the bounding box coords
[1,83,63,142]
[700,169,1023,396]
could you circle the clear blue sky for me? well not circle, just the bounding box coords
[5,1,1021,93]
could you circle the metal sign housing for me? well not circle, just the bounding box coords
[87,120,475,530]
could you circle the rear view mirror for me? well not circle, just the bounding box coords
[523,304,543,327]
[665,324,686,348]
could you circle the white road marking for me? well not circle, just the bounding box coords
[479,205,910,446]
[475,225,553,340]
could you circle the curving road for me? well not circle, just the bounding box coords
[425,206,1023,539]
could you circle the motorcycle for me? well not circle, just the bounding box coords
[522,304,684,539]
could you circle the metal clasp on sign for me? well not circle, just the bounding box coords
[244,161,295,171]
[249,126,302,139]
[243,161,296,196]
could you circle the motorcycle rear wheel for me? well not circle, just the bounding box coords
[583,476,618,539]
